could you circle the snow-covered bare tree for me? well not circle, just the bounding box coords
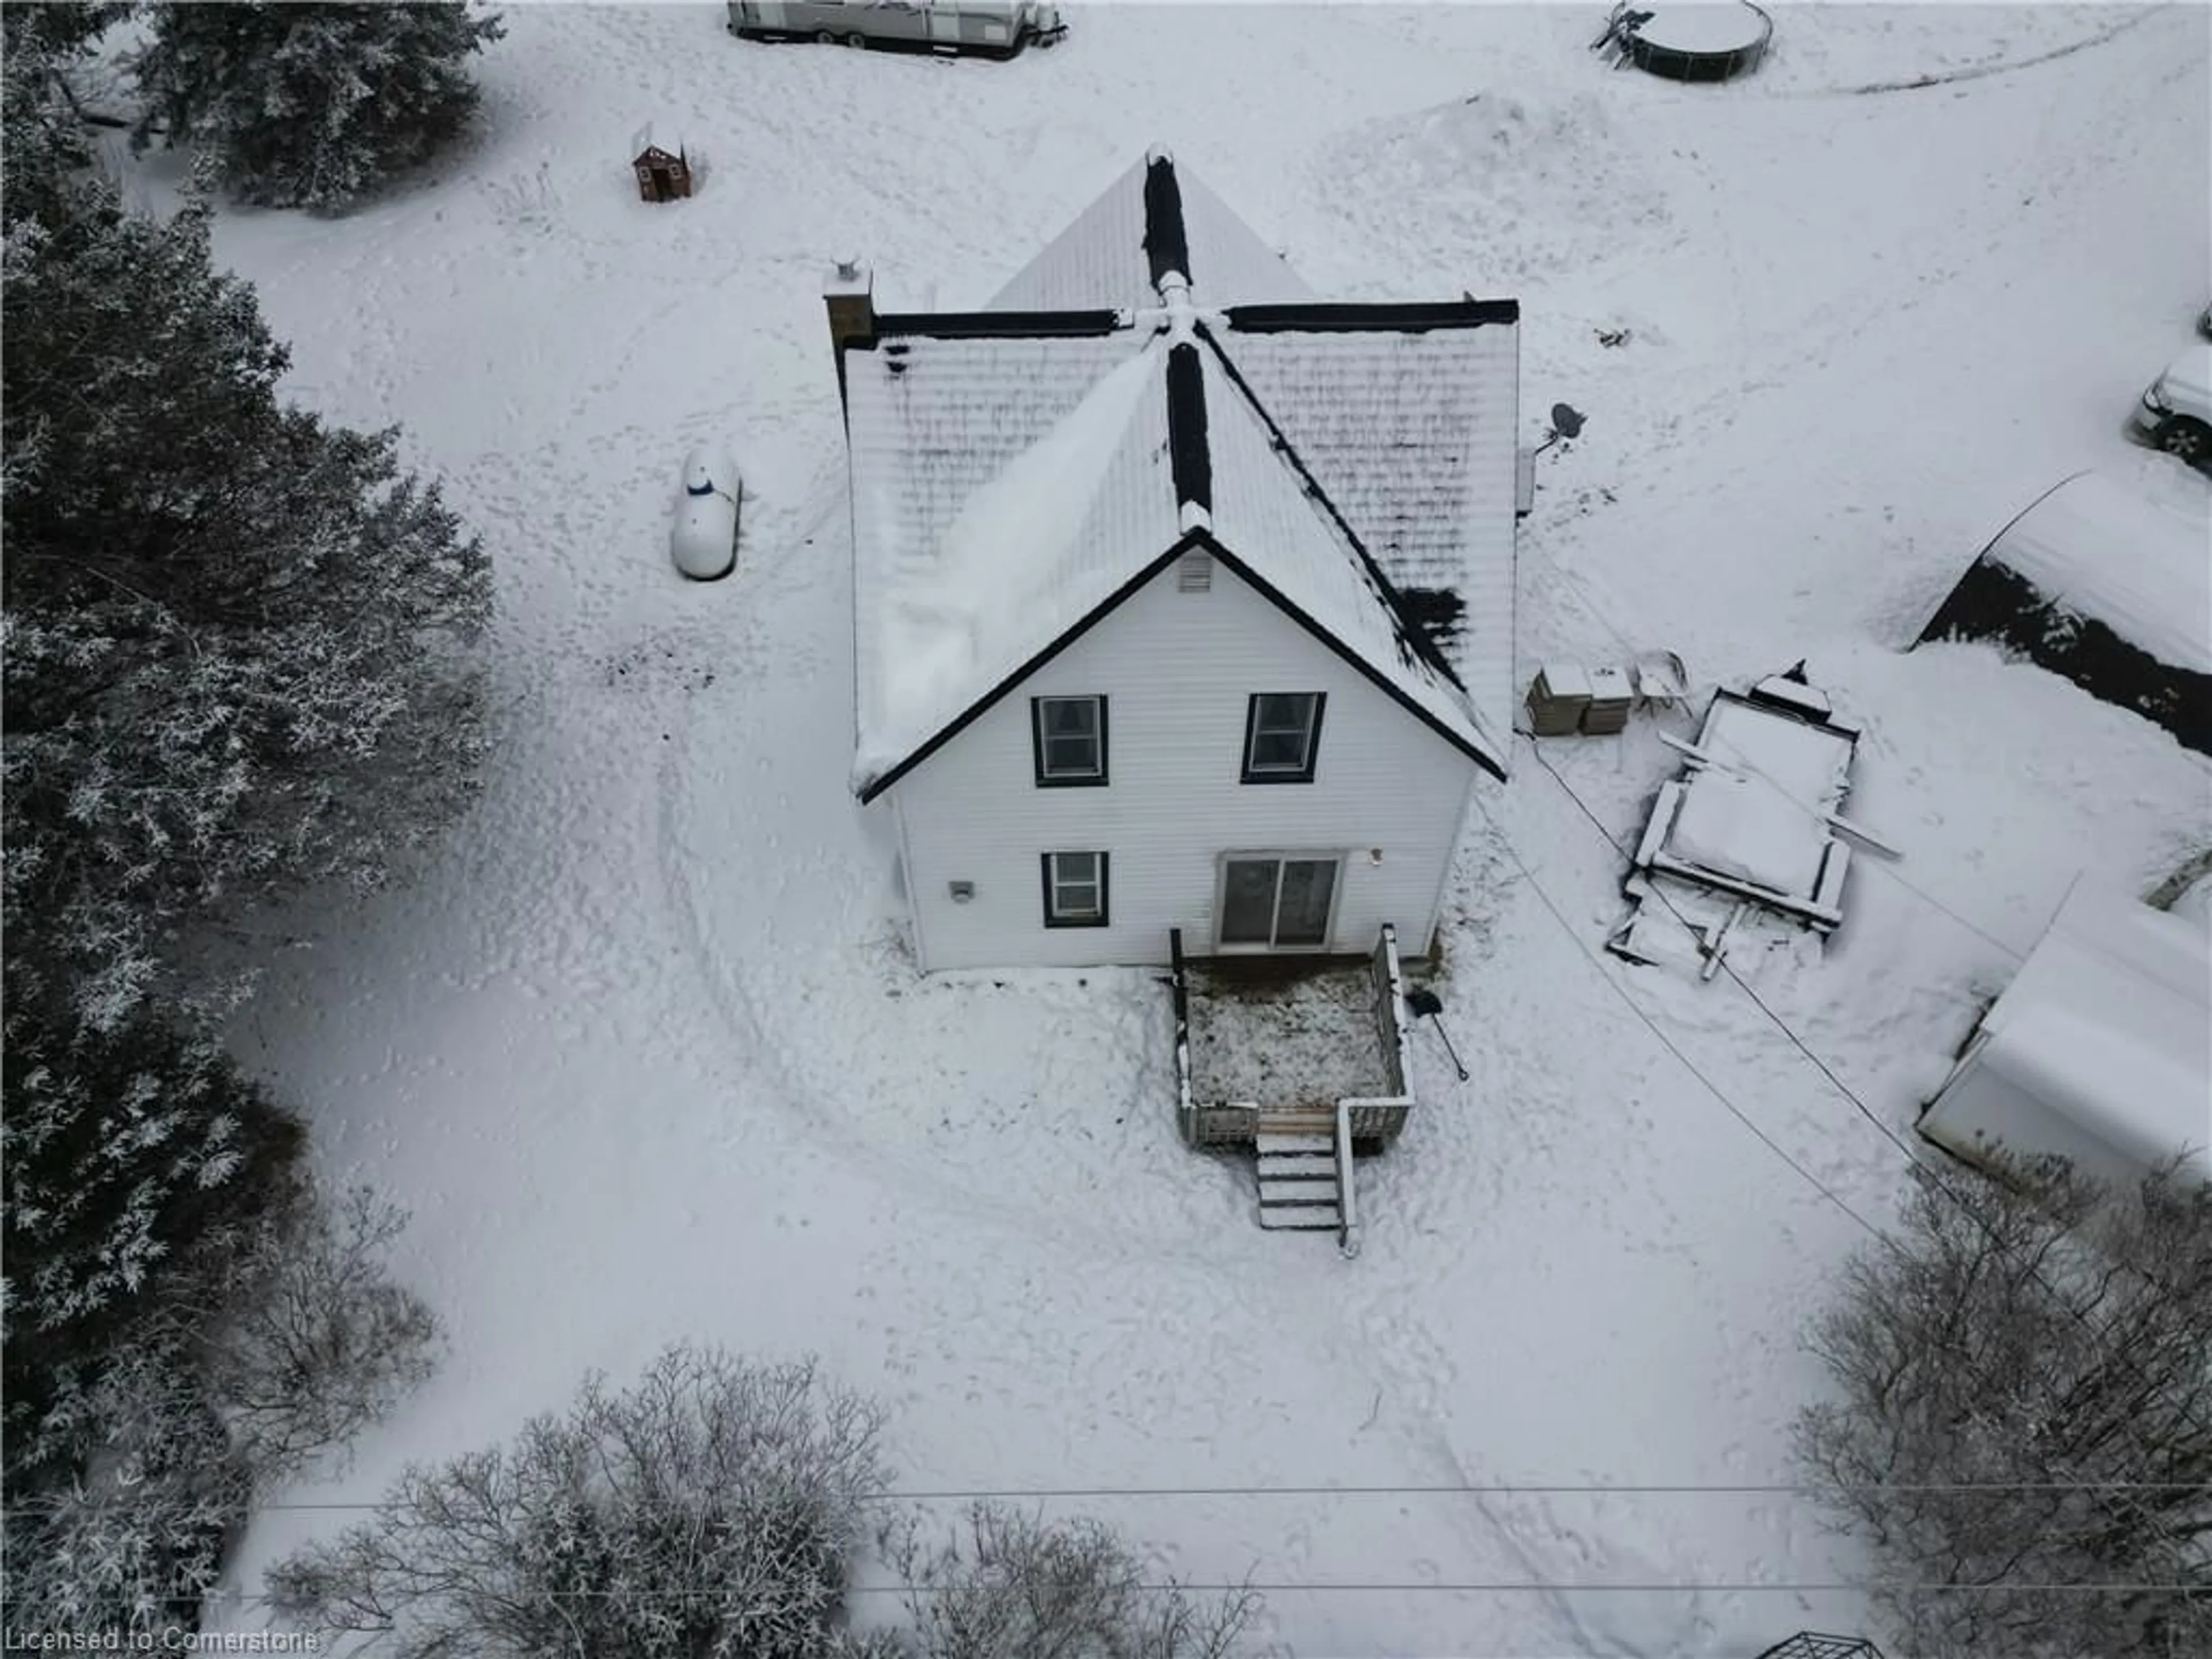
[1797,1158,2212,1658]
[268,1346,893,1659]
[193,1181,442,1482]
[130,1,504,210]
[890,1503,1259,1659]
[3,1163,438,1639]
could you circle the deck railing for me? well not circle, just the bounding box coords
[1335,1099,1360,1259]
[1334,924,1415,1148]
[1170,928,1195,1145]
[1376,924,1412,1096]
[1330,925,1419,1252]
[1173,931,1258,1145]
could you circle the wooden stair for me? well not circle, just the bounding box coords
[1255,1122,1343,1232]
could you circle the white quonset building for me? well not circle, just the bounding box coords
[1915,455,2211,757]
[1918,882,2212,1194]
[827,151,1521,972]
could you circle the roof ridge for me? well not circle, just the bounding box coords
[1224,298,1519,333]
[1142,153,1192,293]
[1165,340,1212,522]
[1195,325,1471,695]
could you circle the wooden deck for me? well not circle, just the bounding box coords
[1170,927,1415,1154]
[1184,957,1392,1112]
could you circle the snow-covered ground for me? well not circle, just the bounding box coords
[149,4,2211,1654]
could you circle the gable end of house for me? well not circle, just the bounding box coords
[1196,532,1506,783]
[855,530,1210,805]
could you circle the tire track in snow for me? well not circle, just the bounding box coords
[646,486,1251,1275]
[1789,6,2161,99]
[1274,833,1675,1657]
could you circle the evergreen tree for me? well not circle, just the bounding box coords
[2,65,487,1510]
[1,980,303,1482]
[3,173,493,1033]
[131,2,503,210]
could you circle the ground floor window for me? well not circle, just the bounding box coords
[1041,850,1109,927]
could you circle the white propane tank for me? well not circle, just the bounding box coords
[672,444,740,581]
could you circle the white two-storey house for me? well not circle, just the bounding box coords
[829,150,1521,973]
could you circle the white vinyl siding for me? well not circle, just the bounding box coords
[878,558,1481,969]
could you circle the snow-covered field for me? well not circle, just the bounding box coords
[150,4,2211,1654]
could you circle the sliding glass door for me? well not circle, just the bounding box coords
[1217,855,1340,950]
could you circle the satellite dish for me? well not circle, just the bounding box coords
[1550,403,1586,439]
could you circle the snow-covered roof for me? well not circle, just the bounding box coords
[1196,346,1498,765]
[1217,317,1521,741]
[850,332,1183,785]
[846,315,1509,796]
[844,151,1521,800]
[986,151,1317,313]
[631,121,683,160]
[1968,881,2212,1187]
[1985,456,2212,674]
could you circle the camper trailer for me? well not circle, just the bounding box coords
[727,1,1066,56]
[1918,883,2211,1195]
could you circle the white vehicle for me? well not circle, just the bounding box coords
[671,445,741,582]
[2130,341,2212,467]
[726,1,1066,56]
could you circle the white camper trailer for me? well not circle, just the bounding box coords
[1918,882,2211,1194]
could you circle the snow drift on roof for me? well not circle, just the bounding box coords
[1984,456,2212,674]
[986,154,1316,313]
[853,335,1179,785]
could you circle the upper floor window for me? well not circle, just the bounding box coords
[1242,692,1325,783]
[1033,695,1107,786]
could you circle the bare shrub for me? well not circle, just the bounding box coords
[1797,1157,2212,1658]
[268,1344,891,1659]
[199,1181,442,1482]
[891,1502,1259,1659]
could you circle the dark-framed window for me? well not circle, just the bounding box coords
[1032,695,1107,786]
[1040,851,1109,928]
[1241,692,1325,783]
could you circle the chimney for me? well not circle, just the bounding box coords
[824,256,874,406]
